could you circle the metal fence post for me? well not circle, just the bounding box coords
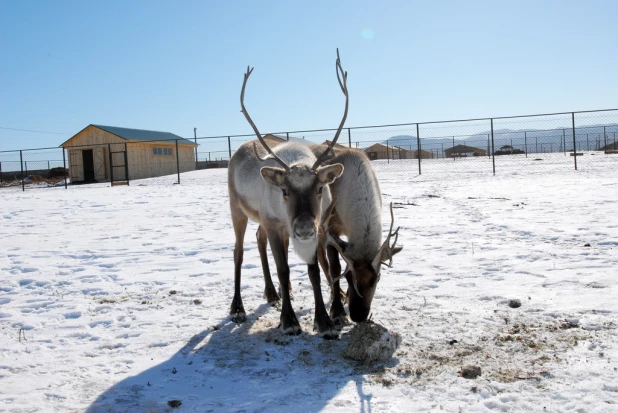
[416,123,421,175]
[286,132,290,141]
[194,128,198,170]
[386,140,390,164]
[490,119,496,175]
[0,161,3,183]
[176,139,180,184]
[452,136,455,161]
[572,113,577,170]
[62,148,67,189]
[524,131,528,158]
[603,126,607,149]
[20,150,25,191]
[348,128,352,148]
[227,136,232,159]
[108,144,114,186]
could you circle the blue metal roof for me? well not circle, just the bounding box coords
[92,124,195,145]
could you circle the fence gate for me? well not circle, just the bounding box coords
[109,143,129,186]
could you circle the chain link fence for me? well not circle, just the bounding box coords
[1,109,617,191]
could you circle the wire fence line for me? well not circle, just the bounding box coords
[1,108,617,191]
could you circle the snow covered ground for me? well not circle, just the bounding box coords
[1,153,617,412]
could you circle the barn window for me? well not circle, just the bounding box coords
[153,147,173,156]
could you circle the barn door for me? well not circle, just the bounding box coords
[109,143,128,185]
[69,149,84,182]
[93,146,106,181]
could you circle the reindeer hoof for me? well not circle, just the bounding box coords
[332,315,349,331]
[281,324,302,335]
[280,313,301,335]
[264,288,280,304]
[314,317,340,339]
[330,304,348,330]
[318,328,339,340]
[231,312,246,323]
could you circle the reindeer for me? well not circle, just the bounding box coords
[227,50,349,339]
[257,146,402,327]
[318,147,402,325]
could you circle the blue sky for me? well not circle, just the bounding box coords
[1,0,616,151]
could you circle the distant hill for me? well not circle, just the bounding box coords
[373,124,618,154]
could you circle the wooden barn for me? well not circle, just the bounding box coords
[61,125,197,183]
[364,143,422,160]
[412,149,435,159]
[444,144,486,158]
[321,139,351,150]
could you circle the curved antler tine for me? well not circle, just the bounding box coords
[335,48,347,94]
[325,232,363,298]
[321,197,338,233]
[350,269,363,298]
[312,48,349,170]
[375,203,400,278]
[391,227,400,248]
[388,202,395,235]
[240,66,290,172]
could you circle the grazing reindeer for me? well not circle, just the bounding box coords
[318,148,402,325]
[255,146,403,326]
[227,50,349,338]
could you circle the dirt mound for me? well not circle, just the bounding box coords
[343,321,402,363]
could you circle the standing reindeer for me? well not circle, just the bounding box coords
[257,146,402,327]
[227,50,349,339]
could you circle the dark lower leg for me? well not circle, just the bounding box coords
[327,245,347,328]
[257,226,279,303]
[308,259,337,339]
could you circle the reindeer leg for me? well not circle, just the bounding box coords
[256,225,279,303]
[230,204,248,323]
[307,255,338,339]
[317,236,333,299]
[268,229,301,335]
[284,236,292,292]
[327,244,348,329]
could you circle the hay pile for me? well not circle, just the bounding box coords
[343,321,402,363]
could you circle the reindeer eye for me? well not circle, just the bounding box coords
[281,188,288,197]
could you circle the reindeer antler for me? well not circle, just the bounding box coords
[322,197,364,298]
[375,202,401,280]
[240,66,290,172]
[312,49,349,170]
[325,232,362,298]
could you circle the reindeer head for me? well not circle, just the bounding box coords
[240,49,349,259]
[261,162,343,247]
[324,202,402,322]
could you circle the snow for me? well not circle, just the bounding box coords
[1,153,617,412]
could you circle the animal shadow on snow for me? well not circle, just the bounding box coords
[85,303,382,413]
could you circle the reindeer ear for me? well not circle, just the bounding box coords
[260,166,286,187]
[316,163,344,184]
